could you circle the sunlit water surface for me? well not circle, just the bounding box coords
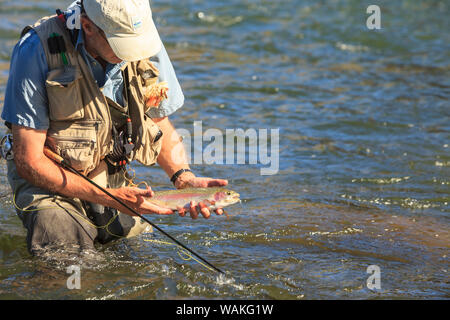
[0,0,448,299]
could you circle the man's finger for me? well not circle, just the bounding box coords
[142,201,173,215]
[135,195,144,208]
[132,186,153,197]
[198,202,210,219]
[189,200,199,219]
[206,179,228,187]
[177,206,186,217]
[215,208,223,216]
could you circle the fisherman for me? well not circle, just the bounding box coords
[1,0,228,255]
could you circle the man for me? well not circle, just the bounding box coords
[1,0,227,255]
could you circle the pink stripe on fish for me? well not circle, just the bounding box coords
[156,193,213,200]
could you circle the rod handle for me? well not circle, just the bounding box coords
[43,146,64,164]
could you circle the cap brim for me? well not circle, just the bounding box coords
[106,19,162,62]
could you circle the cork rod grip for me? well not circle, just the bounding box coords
[43,146,64,165]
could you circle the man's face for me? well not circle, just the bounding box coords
[80,15,122,65]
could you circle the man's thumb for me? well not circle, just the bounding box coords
[134,186,153,197]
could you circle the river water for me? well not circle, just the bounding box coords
[0,0,448,299]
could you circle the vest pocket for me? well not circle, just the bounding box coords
[46,66,84,121]
[47,121,99,173]
[133,117,163,166]
[148,120,163,159]
[58,139,95,172]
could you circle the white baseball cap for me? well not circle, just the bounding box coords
[83,0,162,61]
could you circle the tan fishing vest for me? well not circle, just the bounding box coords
[22,15,163,175]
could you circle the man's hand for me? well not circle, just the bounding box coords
[151,116,229,220]
[174,171,228,219]
[108,186,174,216]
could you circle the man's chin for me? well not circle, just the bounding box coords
[107,58,123,64]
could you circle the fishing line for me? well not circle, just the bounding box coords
[8,153,225,272]
[143,239,215,273]
[42,147,225,274]
[13,190,218,272]
[12,191,124,238]
[123,165,149,189]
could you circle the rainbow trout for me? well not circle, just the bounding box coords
[145,187,240,211]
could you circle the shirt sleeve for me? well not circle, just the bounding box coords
[147,43,185,118]
[1,30,50,130]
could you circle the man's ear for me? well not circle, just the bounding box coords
[80,15,95,36]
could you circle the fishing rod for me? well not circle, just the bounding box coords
[43,147,225,275]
